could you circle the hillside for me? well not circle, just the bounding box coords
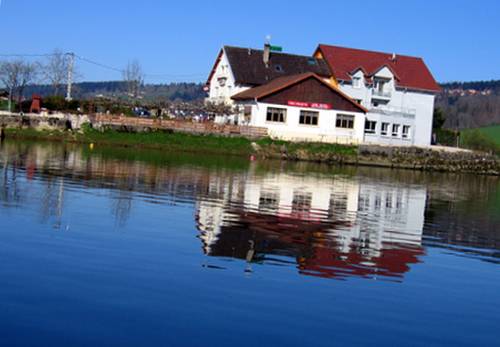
[437,80,500,129]
[25,81,206,103]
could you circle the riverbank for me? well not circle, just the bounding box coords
[2,127,499,175]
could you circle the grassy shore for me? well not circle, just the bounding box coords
[3,127,359,160]
[4,126,498,175]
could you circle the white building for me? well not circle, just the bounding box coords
[231,73,368,144]
[314,45,441,146]
[206,44,441,146]
[206,45,331,107]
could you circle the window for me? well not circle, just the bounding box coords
[244,106,252,117]
[292,191,312,214]
[402,125,411,139]
[374,78,386,93]
[355,99,363,105]
[392,124,400,137]
[365,120,377,134]
[266,107,286,123]
[259,191,279,212]
[275,64,284,72]
[352,77,362,88]
[299,110,319,126]
[381,122,389,136]
[336,114,355,129]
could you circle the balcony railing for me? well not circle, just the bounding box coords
[372,89,392,98]
[368,106,416,119]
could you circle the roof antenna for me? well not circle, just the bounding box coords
[391,52,397,62]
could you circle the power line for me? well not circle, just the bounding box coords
[0,51,207,80]
[75,54,124,74]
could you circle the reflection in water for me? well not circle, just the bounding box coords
[197,171,426,281]
[0,141,499,282]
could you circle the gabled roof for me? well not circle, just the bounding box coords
[231,72,367,113]
[316,44,441,93]
[207,46,331,87]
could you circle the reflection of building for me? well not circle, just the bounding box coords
[197,170,426,281]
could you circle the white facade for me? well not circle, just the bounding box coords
[206,49,249,106]
[339,67,436,146]
[244,101,366,144]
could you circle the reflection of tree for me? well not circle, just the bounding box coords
[39,176,65,229]
[0,161,23,206]
[110,189,133,227]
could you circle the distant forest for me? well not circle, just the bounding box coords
[25,81,206,103]
[437,80,500,129]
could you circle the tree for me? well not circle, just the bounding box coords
[122,60,144,99]
[17,61,39,108]
[433,107,446,129]
[43,49,69,96]
[0,59,39,112]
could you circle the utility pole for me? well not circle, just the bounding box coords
[65,52,75,101]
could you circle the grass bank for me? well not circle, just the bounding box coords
[3,126,358,161]
[3,126,498,175]
[461,125,500,155]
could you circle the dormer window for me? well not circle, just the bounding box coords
[275,64,284,73]
[352,76,362,88]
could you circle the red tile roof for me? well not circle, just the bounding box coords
[316,44,441,93]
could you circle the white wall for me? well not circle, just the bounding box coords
[247,102,366,144]
[206,49,250,106]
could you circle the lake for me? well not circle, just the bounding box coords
[0,140,498,346]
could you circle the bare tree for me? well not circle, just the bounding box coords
[43,49,69,96]
[17,61,39,107]
[0,60,20,111]
[123,60,144,99]
[0,59,39,112]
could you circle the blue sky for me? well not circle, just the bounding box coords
[0,0,499,83]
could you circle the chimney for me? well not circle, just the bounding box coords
[391,53,397,62]
[263,43,271,67]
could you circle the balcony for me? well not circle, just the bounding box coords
[368,106,416,119]
[371,89,392,100]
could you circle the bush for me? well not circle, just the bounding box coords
[434,128,458,146]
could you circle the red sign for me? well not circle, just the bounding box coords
[287,100,332,110]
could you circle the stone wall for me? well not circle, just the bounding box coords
[357,145,499,175]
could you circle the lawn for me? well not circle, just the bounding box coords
[473,125,500,146]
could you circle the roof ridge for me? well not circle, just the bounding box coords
[318,43,423,60]
[224,45,321,60]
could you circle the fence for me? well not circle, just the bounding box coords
[91,114,268,139]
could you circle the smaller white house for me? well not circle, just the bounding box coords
[231,73,367,144]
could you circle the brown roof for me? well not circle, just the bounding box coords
[231,73,367,113]
[316,44,441,93]
[207,46,331,87]
[317,45,441,92]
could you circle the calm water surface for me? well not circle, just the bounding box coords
[0,141,499,346]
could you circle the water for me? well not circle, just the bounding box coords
[0,141,498,346]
